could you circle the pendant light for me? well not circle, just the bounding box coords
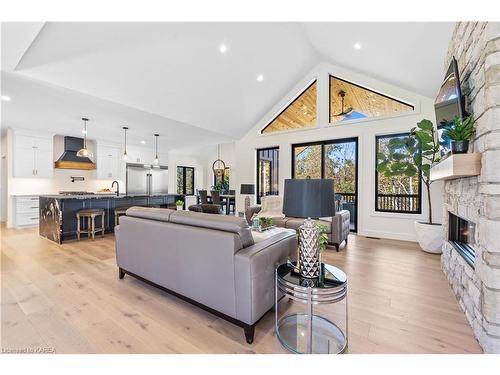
[153,134,159,165]
[77,118,93,158]
[212,144,226,177]
[122,126,129,161]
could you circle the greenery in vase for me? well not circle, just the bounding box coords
[259,217,273,227]
[376,119,441,224]
[316,223,329,252]
[441,115,475,141]
[175,200,184,206]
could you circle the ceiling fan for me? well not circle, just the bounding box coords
[333,90,353,116]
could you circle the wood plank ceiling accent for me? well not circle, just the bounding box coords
[261,81,317,134]
[330,76,414,123]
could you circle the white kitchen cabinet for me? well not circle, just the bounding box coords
[12,131,53,178]
[97,145,120,179]
[14,196,39,228]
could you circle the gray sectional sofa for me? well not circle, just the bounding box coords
[114,207,296,344]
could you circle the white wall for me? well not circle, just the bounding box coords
[232,62,443,242]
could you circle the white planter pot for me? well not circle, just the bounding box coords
[176,205,183,211]
[414,221,443,254]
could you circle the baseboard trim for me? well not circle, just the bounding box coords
[359,229,417,242]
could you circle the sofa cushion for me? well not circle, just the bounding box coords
[170,210,254,248]
[285,217,332,233]
[271,217,289,228]
[125,206,175,222]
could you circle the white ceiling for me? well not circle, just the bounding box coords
[1,22,455,148]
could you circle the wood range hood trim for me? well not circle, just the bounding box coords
[54,160,97,170]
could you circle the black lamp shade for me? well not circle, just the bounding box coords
[240,184,255,195]
[283,179,335,218]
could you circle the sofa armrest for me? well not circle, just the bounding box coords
[245,204,262,225]
[330,210,350,246]
[234,232,296,325]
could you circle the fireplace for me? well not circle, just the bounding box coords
[448,212,476,268]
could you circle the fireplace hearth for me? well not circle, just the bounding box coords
[448,212,475,268]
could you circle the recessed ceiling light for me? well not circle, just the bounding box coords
[140,140,146,144]
[1,95,11,101]
[353,43,362,50]
[219,44,227,54]
[256,74,264,82]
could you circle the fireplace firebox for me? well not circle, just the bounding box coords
[448,212,476,268]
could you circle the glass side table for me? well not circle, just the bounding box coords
[275,261,348,354]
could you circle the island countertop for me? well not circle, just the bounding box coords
[39,193,181,200]
[39,194,184,244]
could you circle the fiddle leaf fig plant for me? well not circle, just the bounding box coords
[377,119,441,224]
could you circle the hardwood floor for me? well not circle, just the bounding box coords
[1,225,482,354]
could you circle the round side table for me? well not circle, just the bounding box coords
[275,261,348,354]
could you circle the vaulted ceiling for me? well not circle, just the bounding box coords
[1,22,455,148]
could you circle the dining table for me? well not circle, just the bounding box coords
[220,194,235,215]
[196,193,235,215]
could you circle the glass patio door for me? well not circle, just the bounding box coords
[257,147,279,204]
[292,138,358,232]
[323,138,358,232]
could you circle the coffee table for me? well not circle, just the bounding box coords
[275,261,348,354]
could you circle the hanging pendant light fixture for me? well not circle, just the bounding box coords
[212,144,226,177]
[153,134,159,165]
[122,126,129,161]
[77,118,93,158]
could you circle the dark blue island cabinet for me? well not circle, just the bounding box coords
[39,194,183,244]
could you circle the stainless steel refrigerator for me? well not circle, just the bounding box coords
[126,163,169,195]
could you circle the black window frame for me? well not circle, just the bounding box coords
[256,147,280,204]
[375,132,422,214]
[177,166,195,195]
[291,137,358,232]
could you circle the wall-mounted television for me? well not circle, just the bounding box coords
[434,57,466,155]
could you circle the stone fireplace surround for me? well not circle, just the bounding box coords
[440,22,500,353]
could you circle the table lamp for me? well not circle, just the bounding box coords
[240,184,255,214]
[283,179,335,278]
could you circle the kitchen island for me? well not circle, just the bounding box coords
[39,194,184,244]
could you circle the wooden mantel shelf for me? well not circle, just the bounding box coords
[430,153,481,181]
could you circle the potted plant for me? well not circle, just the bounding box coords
[441,115,475,154]
[175,200,184,211]
[377,119,443,254]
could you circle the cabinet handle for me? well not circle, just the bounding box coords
[30,206,38,209]
[30,217,39,220]
[30,198,38,200]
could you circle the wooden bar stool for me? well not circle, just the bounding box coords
[77,209,105,241]
[114,207,128,226]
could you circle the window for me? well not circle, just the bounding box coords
[330,76,414,123]
[213,167,230,192]
[261,81,317,134]
[177,166,195,195]
[292,138,358,232]
[257,147,279,203]
[375,133,421,213]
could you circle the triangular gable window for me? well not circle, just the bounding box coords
[330,76,414,123]
[261,81,317,134]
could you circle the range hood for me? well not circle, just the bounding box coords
[54,136,96,170]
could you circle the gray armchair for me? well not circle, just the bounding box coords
[246,205,350,251]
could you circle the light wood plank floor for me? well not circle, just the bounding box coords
[1,225,482,354]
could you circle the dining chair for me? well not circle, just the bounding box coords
[199,190,208,204]
[228,190,236,213]
[210,190,224,213]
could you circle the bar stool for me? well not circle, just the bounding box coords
[114,207,128,226]
[76,209,105,241]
